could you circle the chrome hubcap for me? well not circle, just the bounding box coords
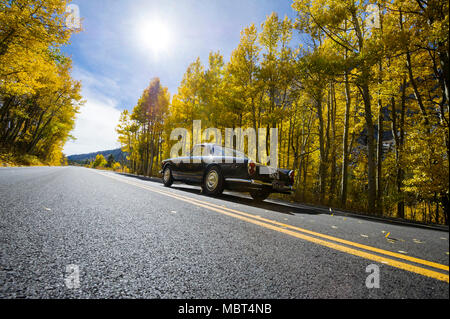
[206,170,219,191]
[163,168,170,182]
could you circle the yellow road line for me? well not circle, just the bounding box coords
[186,197,450,272]
[96,171,449,283]
[109,173,448,272]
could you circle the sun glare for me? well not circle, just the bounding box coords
[138,19,172,55]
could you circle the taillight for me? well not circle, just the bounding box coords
[248,161,256,175]
[289,170,295,184]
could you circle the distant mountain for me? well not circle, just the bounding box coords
[67,148,128,164]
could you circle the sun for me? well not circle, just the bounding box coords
[137,18,172,55]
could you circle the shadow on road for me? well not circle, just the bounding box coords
[171,185,320,216]
[112,171,449,231]
[115,172,319,216]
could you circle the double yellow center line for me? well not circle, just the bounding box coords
[96,171,449,283]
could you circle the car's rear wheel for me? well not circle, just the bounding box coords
[203,166,224,195]
[162,166,173,187]
[250,189,270,202]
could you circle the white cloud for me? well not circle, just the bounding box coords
[63,68,122,155]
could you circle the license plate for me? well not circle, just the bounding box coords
[269,171,279,179]
[272,180,285,190]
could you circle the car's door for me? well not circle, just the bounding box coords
[191,144,211,182]
[184,144,206,183]
[171,155,190,180]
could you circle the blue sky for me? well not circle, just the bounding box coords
[63,0,299,155]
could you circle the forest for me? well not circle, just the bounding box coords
[117,0,449,224]
[0,0,83,166]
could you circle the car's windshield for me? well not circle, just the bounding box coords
[190,145,206,156]
[189,144,248,158]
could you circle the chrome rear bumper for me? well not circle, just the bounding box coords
[225,178,293,192]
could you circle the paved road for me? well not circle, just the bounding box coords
[0,166,448,298]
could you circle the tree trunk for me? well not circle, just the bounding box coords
[351,8,376,214]
[329,82,337,205]
[341,70,351,207]
[376,88,384,215]
[316,93,326,204]
[361,81,377,215]
[392,78,407,219]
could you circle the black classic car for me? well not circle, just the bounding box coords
[160,143,294,201]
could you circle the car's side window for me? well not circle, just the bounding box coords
[211,145,225,157]
[190,145,205,157]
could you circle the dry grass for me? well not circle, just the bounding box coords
[0,152,47,167]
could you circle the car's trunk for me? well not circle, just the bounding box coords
[254,165,291,184]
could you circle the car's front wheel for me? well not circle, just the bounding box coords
[249,189,270,202]
[203,166,224,195]
[162,166,173,187]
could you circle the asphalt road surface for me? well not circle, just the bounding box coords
[0,166,448,298]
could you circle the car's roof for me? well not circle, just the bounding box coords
[194,143,248,156]
[194,143,221,147]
